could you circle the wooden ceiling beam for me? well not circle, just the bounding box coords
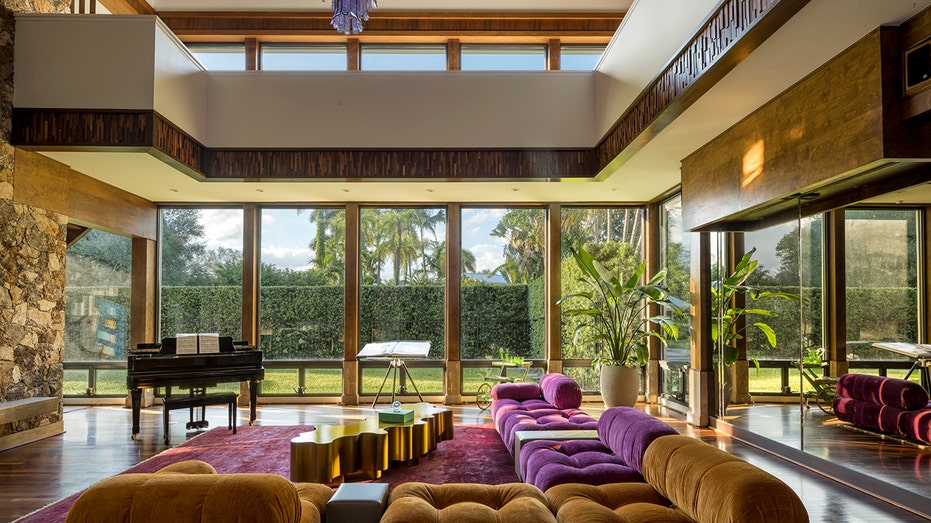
[158,11,622,41]
[98,0,155,15]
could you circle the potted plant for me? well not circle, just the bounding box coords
[558,245,684,407]
[712,248,799,406]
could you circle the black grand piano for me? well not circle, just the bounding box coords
[127,336,264,439]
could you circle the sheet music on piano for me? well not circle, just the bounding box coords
[176,333,198,355]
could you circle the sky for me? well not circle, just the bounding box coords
[199,207,509,274]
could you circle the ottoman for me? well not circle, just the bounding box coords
[326,483,389,523]
[380,482,556,523]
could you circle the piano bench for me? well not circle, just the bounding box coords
[162,392,239,445]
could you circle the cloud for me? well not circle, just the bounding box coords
[200,209,244,250]
[262,245,313,271]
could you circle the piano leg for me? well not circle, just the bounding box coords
[249,379,259,425]
[130,388,142,439]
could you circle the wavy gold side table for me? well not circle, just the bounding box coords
[290,402,453,484]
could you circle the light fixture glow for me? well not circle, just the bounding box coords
[325,0,377,35]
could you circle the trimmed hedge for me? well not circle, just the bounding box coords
[65,284,920,363]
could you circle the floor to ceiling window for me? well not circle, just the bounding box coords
[359,207,447,396]
[658,196,690,403]
[158,208,244,339]
[259,207,345,396]
[63,229,132,396]
[460,207,546,394]
[560,206,644,391]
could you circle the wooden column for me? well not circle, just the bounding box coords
[546,39,561,71]
[342,202,361,405]
[545,203,562,374]
[347,38,360,71]
[245,37,258,70]
[445,204,462,404]
[447,39,460,71]
[645,203,660,404]
[824,210,848,377]
[240,205,260,406]
[241,205,260,346]
[130,237,157,348]
[687,232,713,427]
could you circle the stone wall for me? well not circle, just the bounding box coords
[0,0,71,440]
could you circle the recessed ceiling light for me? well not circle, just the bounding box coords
[169,188,179,193]
[256,188,265,193]
[511,187,519,192]
[342,188,350,193]
[426,189,434,193]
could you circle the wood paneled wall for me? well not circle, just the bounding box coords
[12,149,157,239]
[680,28,909,231]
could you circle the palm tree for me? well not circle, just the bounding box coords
[491,208,545,283]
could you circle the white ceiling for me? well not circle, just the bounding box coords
[45,0,931,205]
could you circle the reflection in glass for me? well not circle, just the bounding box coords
[845,209,918,365]
[65,229,132,363]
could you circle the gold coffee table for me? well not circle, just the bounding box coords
[290,402,453,484]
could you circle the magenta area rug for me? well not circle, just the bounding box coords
[14,423,516,523]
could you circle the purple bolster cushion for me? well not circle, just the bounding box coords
[836,373,929,411]
[491,381,542,402]
[597,407,679,474]
[540,373,583,410]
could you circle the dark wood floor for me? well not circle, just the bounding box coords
[1,401,929,522]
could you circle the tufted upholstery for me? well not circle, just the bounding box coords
[64,460,334,523]
[547,434,809,523]
[490,374,597,456]
[540,373,583,410]
[518,407,677,491]
[834,373,931,445]
[498,407,598,456]
[380,482,556,523]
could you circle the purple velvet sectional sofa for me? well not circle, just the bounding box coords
[491,374,599,456]
[519,406,678,491]
[833,373,931,445]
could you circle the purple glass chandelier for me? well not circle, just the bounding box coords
[326,0,378,35]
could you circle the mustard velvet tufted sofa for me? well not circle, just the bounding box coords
[546,434,810,523]
[380,482,557,523]
[64,460,334,523]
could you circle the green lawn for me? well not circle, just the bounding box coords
[63,365,921,398]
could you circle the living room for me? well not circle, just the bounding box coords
[4,1,931,522]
